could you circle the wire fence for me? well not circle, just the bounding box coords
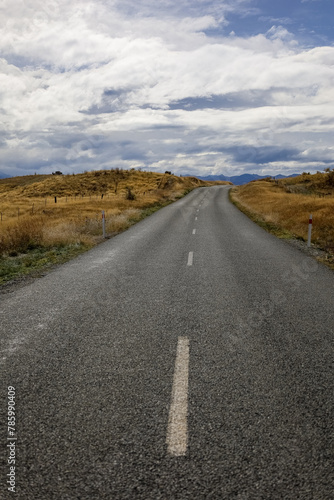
[0,193,116,222]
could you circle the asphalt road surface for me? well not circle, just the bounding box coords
[1,186,333,499]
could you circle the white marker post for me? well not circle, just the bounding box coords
[307,214,312,247]
[102,210,106,238]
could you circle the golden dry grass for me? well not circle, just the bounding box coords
[231,172,334,253]
[0,169,230,257]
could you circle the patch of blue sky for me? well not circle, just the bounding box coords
[168,91,270,111]
[204,0,334,46]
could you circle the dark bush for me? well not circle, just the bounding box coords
[125,187,136,200]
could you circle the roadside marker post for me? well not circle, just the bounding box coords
[307,214,312,247]
[102,210,106,238]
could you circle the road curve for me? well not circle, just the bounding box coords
[1,186,333,499]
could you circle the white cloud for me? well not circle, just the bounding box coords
[0,0,334,177]
[266,25,296,43]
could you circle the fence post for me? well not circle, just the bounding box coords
[307,214,312,247]
[102,210,106,238]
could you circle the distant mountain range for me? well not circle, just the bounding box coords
[0,172,10,179]
[191,173,299,185]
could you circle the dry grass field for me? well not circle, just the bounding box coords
[231,171,334,264]
[0,169,229,284]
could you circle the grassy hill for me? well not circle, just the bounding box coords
[230,171,334,267]
[0,170,216,197]
[0,169,230,284]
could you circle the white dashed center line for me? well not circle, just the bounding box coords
[195,217,198,221]
[166,337,190,456]
[192,229,196,235]
[187,251,193,266]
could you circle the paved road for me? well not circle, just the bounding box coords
[1,186,333,499]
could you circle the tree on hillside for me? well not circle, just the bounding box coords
[111,168,126,194]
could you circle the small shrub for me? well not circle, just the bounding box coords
[125,187,136,200]
[325,169,334,187]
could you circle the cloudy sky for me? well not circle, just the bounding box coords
[1,0,334,178]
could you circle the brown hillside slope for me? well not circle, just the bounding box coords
[0,170,230,284]
[231,172,334,267]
